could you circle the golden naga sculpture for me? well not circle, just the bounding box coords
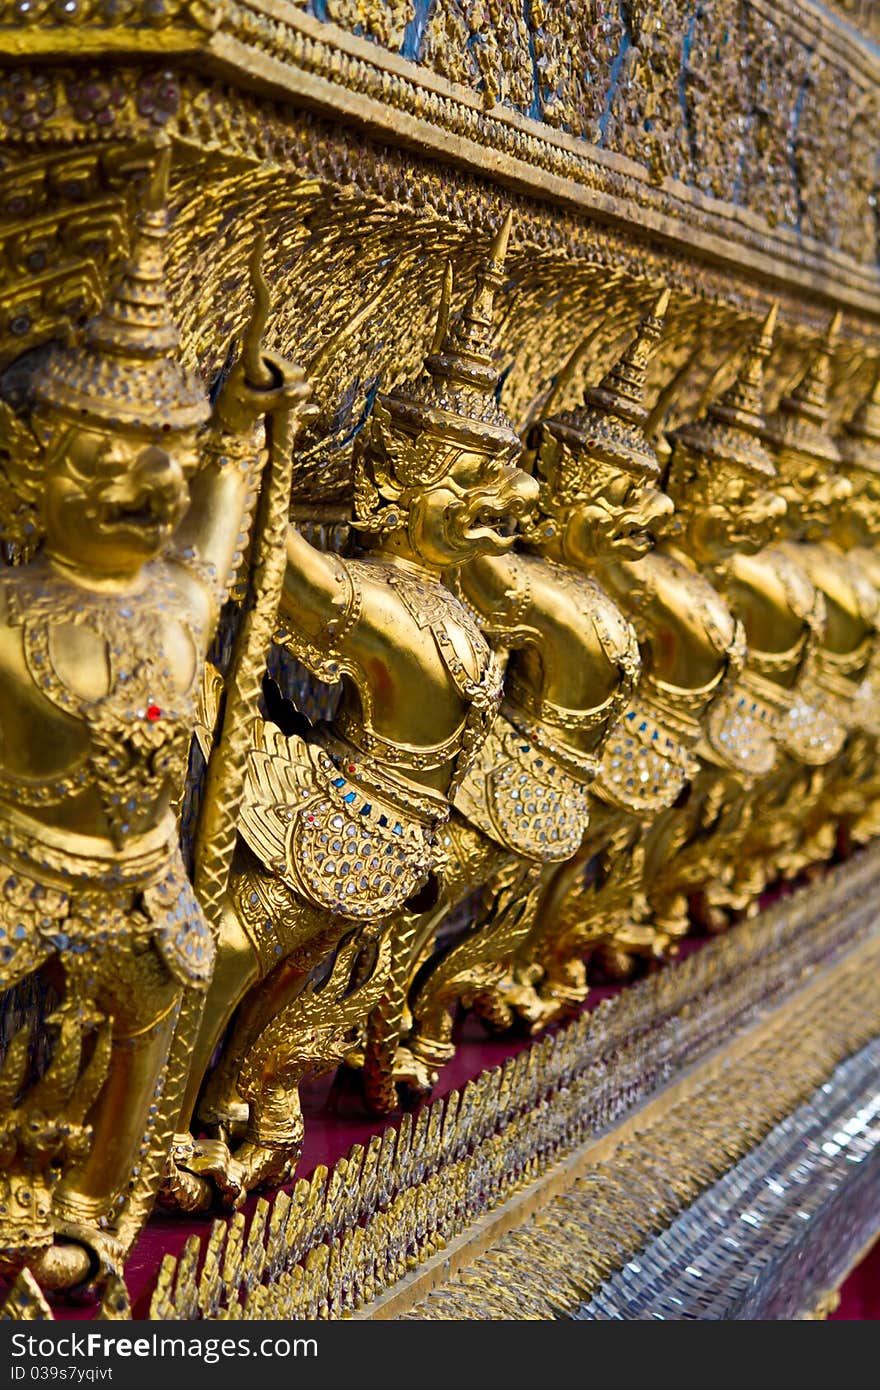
[0,152,308,1289]
[168,214,540,1195]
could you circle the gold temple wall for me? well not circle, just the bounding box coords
[2,0,880,1322]
[1,0,879,509]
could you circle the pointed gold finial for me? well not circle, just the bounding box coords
[428,261,454,357]
[435,208,512,374]
[489,208,512,269]
[33,141,210,435]
[765,307,842,465]
[376,214,520,456]
[594,286,670,406]
[676,301,779,475]
[760,300,778,344]
[842,356,880,474]
[789,308,841,413]
[653,287,671,320]
[671,315,778,474]
[735,300,778,401]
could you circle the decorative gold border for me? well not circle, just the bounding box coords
[146,846,880,1320]
[1,0,879,316]
[138,0,880,316]
[3,849,879,1321]
[396,937,880,1319]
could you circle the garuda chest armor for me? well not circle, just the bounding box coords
[453,557,640,860]
[233,557,504,922]
[597,551,746,813]
[0,560,214,994]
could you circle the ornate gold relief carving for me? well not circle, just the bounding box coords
[0,143,311,1288]
[1,0,880,1319]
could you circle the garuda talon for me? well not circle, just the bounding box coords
[169,214,540,1196]
[0,153,307,1289]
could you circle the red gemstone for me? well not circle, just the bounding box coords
[146,703,162,723]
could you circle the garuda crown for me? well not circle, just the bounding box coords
[353,212,521,532]
[530,287,670,517]
[0,148,210,536]
[32,146,210,441]
[763,310,842,471]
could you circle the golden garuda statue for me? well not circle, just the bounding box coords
[0,0,878,1317]
[0,150,310,1288]
[163,212,541,1202]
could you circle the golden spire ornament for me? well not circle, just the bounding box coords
[669,302,778,476]
[764,309,843,468]
[380,210,521,457]
[540,288,670,480]
[33,148,210,436]
[354,212,523,531]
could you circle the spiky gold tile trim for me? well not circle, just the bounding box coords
[400,945,880,1319]
[137,849,879,1321]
